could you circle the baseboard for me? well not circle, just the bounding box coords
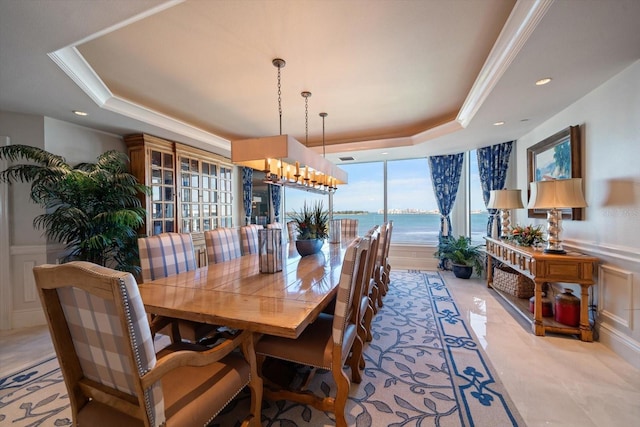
[597,321,640,370]
[12,307,46,329]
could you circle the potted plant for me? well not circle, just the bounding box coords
[0,145,149,275]
[434,235,485,279]
[290,200,329,256]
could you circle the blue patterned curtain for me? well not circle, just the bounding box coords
[428,153,464,243]
[242,167,253,225]
[476,141,513,236]
[270,184,282,223]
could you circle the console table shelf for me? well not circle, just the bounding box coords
[485,237,598,342]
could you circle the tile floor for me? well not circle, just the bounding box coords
[2,271,639,427]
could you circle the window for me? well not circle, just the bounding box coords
[278,152,485,245]
[387,159,439,244]
[332,162,384,236]
[469,149,488,244]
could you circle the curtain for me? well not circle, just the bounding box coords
[476,141,513,236]
[428,153,464,244]
[242,167,253,225]
[270,184,282,223]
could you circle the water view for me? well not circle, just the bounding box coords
[285,212,489,245]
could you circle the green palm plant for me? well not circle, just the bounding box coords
[0,145,149,274]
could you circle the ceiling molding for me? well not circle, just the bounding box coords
[48,47,230,150]
[456,0,553,128]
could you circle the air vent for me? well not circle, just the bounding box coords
[339,156,355,161]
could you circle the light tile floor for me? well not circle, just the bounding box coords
[2,271,639,426]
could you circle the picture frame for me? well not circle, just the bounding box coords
[527,125,583,220]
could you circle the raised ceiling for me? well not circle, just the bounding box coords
[1,0,639,163]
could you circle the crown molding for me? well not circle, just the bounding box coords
[457,0,553,128]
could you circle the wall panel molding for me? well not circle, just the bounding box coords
[598,264,634,330]
[597,321,640,371]
[565,239,640,265]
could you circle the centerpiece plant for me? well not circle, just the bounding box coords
[290,201,329,256]
[0,145,149,274]
[508,224,545,247]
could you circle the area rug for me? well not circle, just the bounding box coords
[0,271,524,426]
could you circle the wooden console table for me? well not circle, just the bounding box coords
[485,237,598,342]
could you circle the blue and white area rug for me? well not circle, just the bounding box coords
[0,271,524,426]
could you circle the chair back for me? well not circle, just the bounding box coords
[240,224,262,255]
[340,218,359,239]
[362,226,381,293]
[266,222,283,230]
[332,236,370,347]
[286,220,297,242]
[33,261,165,427]
[205,227,242,263]
[137,233,197,283]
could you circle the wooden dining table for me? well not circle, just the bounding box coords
[138,241,350,339]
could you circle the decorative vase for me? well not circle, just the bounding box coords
[529,292,554,317]
[452,264,473,279]
[555,288,580,326]
[295,239,324,257]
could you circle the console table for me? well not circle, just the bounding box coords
[485,237,598,342]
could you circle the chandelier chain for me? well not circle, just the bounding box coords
[304,96,309,146]
[277,65,282,135]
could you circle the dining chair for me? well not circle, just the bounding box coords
[205,227,242,264]
[266,221,283,230]
[340,218,359,239]
[32,261,262,427]
[240,224,262,255]
[255,236,370,427]
[138,233,217,344]
[286,220,297,242]
[381,220,394,295]
[359,225,380,347]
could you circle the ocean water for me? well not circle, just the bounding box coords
[286,213,489,245]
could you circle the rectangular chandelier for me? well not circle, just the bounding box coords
[231,134,348,193]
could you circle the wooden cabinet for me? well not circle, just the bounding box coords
[125,134,234,266]
[485,237,598,341]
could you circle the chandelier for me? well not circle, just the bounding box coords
[230,58,347,194]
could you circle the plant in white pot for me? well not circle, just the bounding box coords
[291,200,329,256]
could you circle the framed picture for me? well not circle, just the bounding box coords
[527,125,583,220]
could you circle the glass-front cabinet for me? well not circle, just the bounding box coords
[125,134,234,266]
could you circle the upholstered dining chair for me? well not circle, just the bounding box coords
[137,232,217,344]
[359,226,380,348]
[255,236,370,427]
[340,218,359,240]
[380,220,393,295]
[286,220,297,242]
[32,261,262,427]
[205,227,242,264]
[240,224,262,255]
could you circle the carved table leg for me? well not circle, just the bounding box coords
[533,279,546,336]
[579,284,594,342]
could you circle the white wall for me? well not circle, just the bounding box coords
[514,60,640,368]
[0,112,124,329]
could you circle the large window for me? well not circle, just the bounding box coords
[332,163,384,236]
[279,152,488,245]
[469,149,489,243]
[387,159,439,244]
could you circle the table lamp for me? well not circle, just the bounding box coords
[487,189,524,238]
[527,178,587,254]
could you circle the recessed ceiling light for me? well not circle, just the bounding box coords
[493,121,505,126]
[73,110,88,116]
[535,77,552,86]
[381,152,388,155]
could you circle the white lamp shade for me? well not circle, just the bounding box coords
[487,189,524,209]
[527,178,587,209]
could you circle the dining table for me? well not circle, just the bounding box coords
[138,241,351,339]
